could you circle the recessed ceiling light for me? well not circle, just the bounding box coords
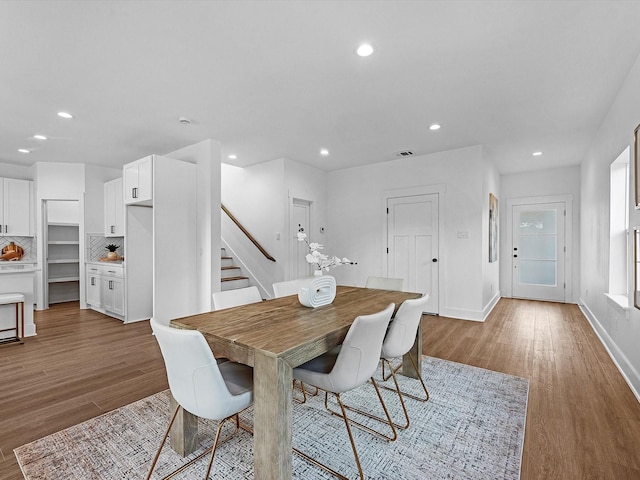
[429,124,441,131]
[34,134,47,140]
[228,154,237,160]
[57,111,73,119]
[356,43,374,57]
[532,151,543,156]
[18,149,30,154]
[320,149,329,156]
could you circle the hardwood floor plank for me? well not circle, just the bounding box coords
[1,299,639,480]
[422,298,640,480]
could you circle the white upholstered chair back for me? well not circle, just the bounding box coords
[365,276,404,291]
[150,319,253,420]
[212,286,262,310]
[380,294,429,360]
[272,279,300,298]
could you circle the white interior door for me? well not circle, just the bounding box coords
[290,199,311,279]
[387,194,439,313]
[512,202,566,302]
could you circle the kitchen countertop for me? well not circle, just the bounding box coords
[0,262,36,273]
[86,260,124,266]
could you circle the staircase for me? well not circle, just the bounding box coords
[221,247,250,291]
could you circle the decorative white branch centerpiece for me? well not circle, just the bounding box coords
[296,230,356,308]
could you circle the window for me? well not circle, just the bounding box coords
[608,147,630,301]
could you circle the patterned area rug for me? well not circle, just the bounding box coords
[15,357,528,479]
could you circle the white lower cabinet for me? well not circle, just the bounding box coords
[86,263,125,319]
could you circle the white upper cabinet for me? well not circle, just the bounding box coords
[0,177,33,236]
[124,155,153,206]
[104,177,124,237]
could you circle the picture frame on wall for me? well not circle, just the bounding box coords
[635,228,640,310]
[489,193,498,262]
[635,123,640,208]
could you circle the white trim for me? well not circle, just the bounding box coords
[603,292,631,312]
[505,194,573,302]
[579,298,640,404]
[381,184,446,314]
[220,237,271,300]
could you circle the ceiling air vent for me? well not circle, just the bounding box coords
[395,150,414,157]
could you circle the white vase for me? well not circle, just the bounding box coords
[298,273,336,308]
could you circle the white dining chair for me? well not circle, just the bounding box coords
[212,286,262,310]
[146,319,254,480]
[292,304,396,480]
[365,276,404,291]
[272,279,300,298]
[346,294,431,432]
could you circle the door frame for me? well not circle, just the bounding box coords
[382,184,445,314]
[288,197,312,280]
[505,194,573,301]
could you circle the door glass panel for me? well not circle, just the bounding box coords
[518,209,557,286]
[520,236,557,260]
[519,260,556,286]
[519,210,557,234]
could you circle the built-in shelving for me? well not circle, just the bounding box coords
[47,223,80,304]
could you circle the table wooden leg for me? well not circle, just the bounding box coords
[254,351,293,480]
[169,393,198,456]
[402,320,422,379]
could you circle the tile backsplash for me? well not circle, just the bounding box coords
[86,233,124,261]
[0,237,35,261]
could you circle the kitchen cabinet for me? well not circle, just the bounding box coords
[104,177,124,237]
[47,223,80,304]
[124,156,152,206]
[102,274,124,316]
[86,265,101,306]
[0,177,33,236]
[86,263,125,319]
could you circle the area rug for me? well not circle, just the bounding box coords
[15,357,529,479]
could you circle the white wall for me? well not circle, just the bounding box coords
[482,147,501,313]
[0,163,31,180]
[84,164,121,234]
[500,165,581,303]
[221,158,328,297]
[327,145,498,321]
[168,139,221,313]
[581,51,640,400]
[284,157,328,278]
[33,162,86,309]
[580,50,640,399]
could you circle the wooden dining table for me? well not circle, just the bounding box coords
[170,285,423,480]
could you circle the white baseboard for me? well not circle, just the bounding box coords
[578,298,640,404]
[483,291,501,321]
[439,292,501,322]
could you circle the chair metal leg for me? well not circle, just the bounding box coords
[325,378,398,441]
[342,358,411,430]
[293,391,367,479]
[147,406,253,480]
[380,355,429,403]
[293,379,320,404]
[146,403,182,480]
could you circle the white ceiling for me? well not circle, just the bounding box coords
[2,0,640,175]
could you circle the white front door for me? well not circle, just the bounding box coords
[387,194,439,313]
[290,199,311,279]
[511,202,566,302]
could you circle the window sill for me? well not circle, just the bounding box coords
[604,293,630,311]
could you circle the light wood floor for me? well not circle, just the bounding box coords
[1,299,639,479]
